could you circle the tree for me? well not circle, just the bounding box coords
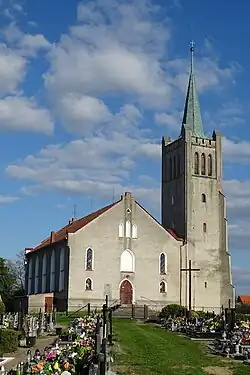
[0,257,16,303]
[6,250,26,294]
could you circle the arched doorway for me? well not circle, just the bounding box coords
[120,280,133,305]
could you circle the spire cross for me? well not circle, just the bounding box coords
[190,40,195,51]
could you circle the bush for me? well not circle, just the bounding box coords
[159,304,187,319]
[0,329,19,354]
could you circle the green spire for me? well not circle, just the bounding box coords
[181,41,204,137]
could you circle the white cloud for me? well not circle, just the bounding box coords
[223,138,250,164]
[154,111,182,130]
[0,96,53,134]
[57,94,112,135]
[0,44,26,95]
[43,0,238,133]
[0,194,19,204]
[3,22,51,57]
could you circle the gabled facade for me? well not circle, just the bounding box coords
[161,43,234,312]
[26,192,182,312]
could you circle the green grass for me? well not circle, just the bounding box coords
[112,319,250,375]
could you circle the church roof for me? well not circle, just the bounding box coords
[181,42,205,138]
[29,201,119,252]
[238,295,250,305]
[27,194,182,253]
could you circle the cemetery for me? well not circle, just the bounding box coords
[3,301,250,374]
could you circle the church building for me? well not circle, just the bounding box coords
[25,44,234,314]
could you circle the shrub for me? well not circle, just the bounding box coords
[159,304,187,319]
[0,329,19,354]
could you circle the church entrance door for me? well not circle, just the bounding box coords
[120,280,133,305]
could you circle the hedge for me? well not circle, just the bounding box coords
[0,329,19,354]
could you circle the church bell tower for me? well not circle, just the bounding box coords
[161,42,234,311]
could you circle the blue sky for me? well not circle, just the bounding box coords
[0,0,249,294]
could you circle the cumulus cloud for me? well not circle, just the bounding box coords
[3,22,51,57]
[0,44,26,95]
[43,0,238,134]
[0,96,53,134]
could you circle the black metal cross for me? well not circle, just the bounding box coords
[181,259,200,316]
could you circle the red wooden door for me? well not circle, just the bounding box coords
[45,297,53,313]
[120,280,132,305]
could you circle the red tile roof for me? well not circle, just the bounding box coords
[238,296,250,304]
[30,201,119,252]
[27,196,183,253]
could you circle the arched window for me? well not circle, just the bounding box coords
[160,281,167,293]
[201,193,206,203]
[169,157,172,180]
[35,256,39,294]
[118,223,124,238]
[194,152,199,174]
[50,250,55,292]
[159,253,166,275]
[120,249,135,272]
[28,258,33,295]
[86,248,93,270]
[42,253,47,293]
[126,220,131,238]
[177,154,181,176]
[203,223,207,233]
[201,153,206,175]
[85,278,92,290]
[173,156,176,178]
[208,154,212,176]
[59,248,65,292]
[132,224,138,239]
[204,281,207,288]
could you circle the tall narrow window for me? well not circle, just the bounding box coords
[194,152,199,174]
[50,250,55,292]
[85,278,92,290]
[118,223,124,238]
[203,223,207,233]
[173,156,176,178]
[201,153,206,175]
[132,224,138,239]
[86,248,93,270]
[126,220,131,238]
[28,258,33,295]
[160,281,167,293]
[201,193,206,203]
[169,157,172,180]
[35,256,39,293]
[208,154,212,176]
[59,248,65,292]
[42,253,47,293]
[159,253,166,275]
[177,154,181,176]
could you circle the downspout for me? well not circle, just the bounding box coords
[179,240,186,306]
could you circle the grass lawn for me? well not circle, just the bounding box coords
[112,319,250,375]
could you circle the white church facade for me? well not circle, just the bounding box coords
[25,45,234,314]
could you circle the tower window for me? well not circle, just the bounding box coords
[172,196,175,205]
[208,154,212,176]
[201,193,206,203]
[169,157,172,180]
[159,253,166,275]
[203,223,207,233]
[204,281,207,288]
[194,152,199,174]
[201,153,206,175]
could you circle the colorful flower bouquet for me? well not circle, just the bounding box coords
[27,315,100,375]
